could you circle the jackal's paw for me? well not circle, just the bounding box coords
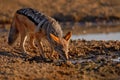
[30,46,37,50]
[21,51,30,58]
[22,52,28,56]
[54,60,74,66]
[66,60,74,66]
[29,49,37,53]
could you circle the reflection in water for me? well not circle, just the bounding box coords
[72,32,120,40]
[111,57,120,62]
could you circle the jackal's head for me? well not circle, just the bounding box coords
[50,32,72,61]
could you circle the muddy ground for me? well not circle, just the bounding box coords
[0,30,120,80]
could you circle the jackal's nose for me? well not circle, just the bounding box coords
[60,50,68,60]
[8,37,14,45]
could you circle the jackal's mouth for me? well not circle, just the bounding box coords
[55,49,67,61]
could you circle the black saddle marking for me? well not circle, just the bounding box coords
[16,8,46,25]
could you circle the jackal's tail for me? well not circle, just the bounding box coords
[8,19,19,45]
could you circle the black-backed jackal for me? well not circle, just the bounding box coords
[8,8,72,61]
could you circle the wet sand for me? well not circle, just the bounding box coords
[0,31,120,80]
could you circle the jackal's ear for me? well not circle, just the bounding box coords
[50,33,60,43]
[64,31,72,41]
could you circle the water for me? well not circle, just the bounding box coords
[111,57,120,62]
[72,32,120,40]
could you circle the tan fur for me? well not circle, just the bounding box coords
[8,13,72,61]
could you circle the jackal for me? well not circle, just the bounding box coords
[8,8,72,61]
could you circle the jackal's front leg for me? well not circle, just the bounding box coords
[36,38,46,59]
[51,46,54,57]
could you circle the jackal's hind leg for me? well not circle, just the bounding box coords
[20,33,28,54]
[29,34,37,49]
